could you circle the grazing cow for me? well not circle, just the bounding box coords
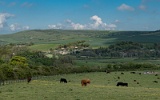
[134,80,136,82]
[106,70,111,74]
[60,78,67,83]
[130,72,136,74]
[121,72,124,75]
[155,74,158,76]
[153,81,158,83]
[116,82,128,87]
[118,76,120,79]
[81,79,90,86]
[27,77,32,83]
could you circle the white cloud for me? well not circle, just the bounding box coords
[0,13,29,32]
[90,15,103,28]
[114,19,120,23]
[105,24,117,30]
[90,15,117,30]
[48,23,63,29]
[10,23,20,31]
[139,5,146,10]
[48,25,57,29]
[117,4,135,11]
[48,15,117,30]
[0,13,14,29]
[66,20,86,30]
[71,23,85,30]
[23,26,30,30]
[48,20,86,30]
[10,23,30,31]
[65,19,72,24]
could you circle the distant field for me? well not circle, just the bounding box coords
[0,72,160,100]
[28,43,59,51]
[27,37,116,51]
[75,58,160,67]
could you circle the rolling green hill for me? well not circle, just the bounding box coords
[0,29,160,48]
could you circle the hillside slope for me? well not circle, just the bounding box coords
[0,29,160,47]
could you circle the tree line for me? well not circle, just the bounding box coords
[0,41,160,81]
[72,41,160,58]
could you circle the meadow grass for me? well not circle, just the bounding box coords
[28,44,59,51]
[0,72,160,100]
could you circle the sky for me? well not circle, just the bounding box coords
[0,0,160,34]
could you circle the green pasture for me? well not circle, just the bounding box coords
[28,44,59,51]
[0,72,160,100]
[75,58,160,67]
[27,36,115,51]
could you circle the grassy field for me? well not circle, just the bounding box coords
[74,58,160,67]
[28,43,59,51]
[0,72,160,100]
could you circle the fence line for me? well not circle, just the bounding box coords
[1,69,160,86]
[0,75,57,86]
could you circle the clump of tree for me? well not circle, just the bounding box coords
[72,41,160,58]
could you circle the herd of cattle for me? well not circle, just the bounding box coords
[60,78,91,86]
[27,71,159,87]
[59,78,128,87]
[27,77,91,86]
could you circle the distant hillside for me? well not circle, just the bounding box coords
[107,31,160,43]
[0,29,160,47]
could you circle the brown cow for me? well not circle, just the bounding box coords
[81,79,90,86]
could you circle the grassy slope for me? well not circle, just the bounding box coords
[28,44,59,51]
[107,31,160,44]
[0,30,114,51]
[0,72,160,100]
[1,30,160,48]
[0,30,112,46]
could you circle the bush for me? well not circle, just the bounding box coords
[0,64,14,79]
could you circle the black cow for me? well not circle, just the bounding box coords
[121,72,124,75]
[117,76,120,79]
[27,77,32,83]
[155,74,158,76]
[60,78,67,83]
[130,72,136,74]
[106,70,111,74]
[116,82,128,87]
[153,81,158,83]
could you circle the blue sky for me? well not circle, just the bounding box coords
[0,0,160,34]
